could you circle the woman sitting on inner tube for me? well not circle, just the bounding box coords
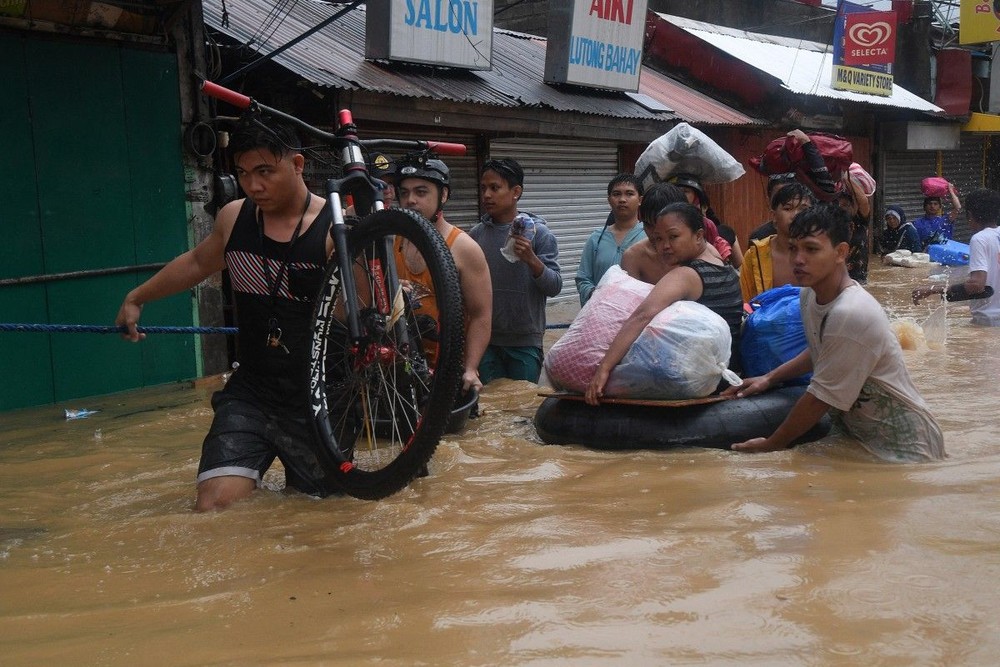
[584,202,744,405]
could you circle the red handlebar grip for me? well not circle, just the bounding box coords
[427,141,467,156]
[201,81,252,109]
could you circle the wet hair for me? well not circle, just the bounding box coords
[923,196,943,208]
[639,182,686,225]
[607,173,643,197]
[770,182,815,210]
[482,157,524,188]
[788,203,851,246]
[964,188,1000,226]
[229,116,301,160]
[655,202,704,233]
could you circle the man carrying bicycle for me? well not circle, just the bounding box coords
[116,118,341,511]
[394,157,493,392]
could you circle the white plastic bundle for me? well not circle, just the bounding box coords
[634,122,745,191]
[604,300,740,400]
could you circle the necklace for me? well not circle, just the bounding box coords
[257,192,312,353]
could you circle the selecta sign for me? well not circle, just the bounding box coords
[831,0,897,97]
[366,0,494,70]
[544,0,649,92]
[842,12,896,66]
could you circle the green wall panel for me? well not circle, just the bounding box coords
[120,47,197,387]
[0,34,55,409]
[1,33,197,410]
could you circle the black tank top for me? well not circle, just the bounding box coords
[688,259,743,373]
[225,197,331,406]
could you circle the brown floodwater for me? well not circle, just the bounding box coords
[2,263,1000,666]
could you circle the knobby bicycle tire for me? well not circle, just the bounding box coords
[309,208,464,500]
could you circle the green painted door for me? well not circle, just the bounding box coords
[0,33,196,411]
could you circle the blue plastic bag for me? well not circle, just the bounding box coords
[740,285,810,384]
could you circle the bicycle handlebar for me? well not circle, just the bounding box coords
[426,141,467,156]
[200,79,466,156]
[201,80,251,109]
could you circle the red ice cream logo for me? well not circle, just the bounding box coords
[848,22,892,47]
[842,12,896,66]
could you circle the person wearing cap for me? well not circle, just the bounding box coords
[668,173,739,268]
[575,174,645,305]
[471,157,562,384]
[394,157,493,392]
[879,205,920,254]
[912,186,962,250]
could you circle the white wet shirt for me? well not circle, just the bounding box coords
[800,283,945,462]
[968,226,1000,326]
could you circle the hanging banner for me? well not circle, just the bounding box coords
[959,0,1000,45]
[365,0,494,70]
[544,0,649,92]
[831,1,896,97]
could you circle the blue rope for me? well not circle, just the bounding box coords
[0,323,238,335]
[1,322,568,334]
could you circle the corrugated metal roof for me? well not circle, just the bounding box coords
[639,67,767,126]
[201,1,761,126]
[655,12,944,114]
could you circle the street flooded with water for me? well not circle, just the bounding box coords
[2,263,1000,666]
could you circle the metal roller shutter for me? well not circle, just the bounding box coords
[941,135,986,242]
[488,138,619,304]
[879,150,938,237]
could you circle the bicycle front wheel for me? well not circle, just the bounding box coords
[309,208,464,500]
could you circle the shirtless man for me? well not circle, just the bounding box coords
[395,157,492,391]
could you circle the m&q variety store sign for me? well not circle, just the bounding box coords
[831,0,896,97]
[366,0,494,70]
[544,0,649,92]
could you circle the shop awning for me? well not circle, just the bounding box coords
[202,0,764,127]
[652,13,943,114]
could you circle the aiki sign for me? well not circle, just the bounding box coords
[842,11,896,66]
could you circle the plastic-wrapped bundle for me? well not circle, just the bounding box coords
[604,300,740,400]
[544,266,652,393]
[634,122,745,192]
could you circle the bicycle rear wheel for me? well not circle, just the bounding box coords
[309,208,464,500]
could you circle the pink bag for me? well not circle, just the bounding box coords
[921,177,951,197]
[544,266,652,393]
[846,163,876,197]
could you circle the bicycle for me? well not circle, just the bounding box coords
[201,80,467,500]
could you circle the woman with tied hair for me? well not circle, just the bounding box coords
[585,202,743,405]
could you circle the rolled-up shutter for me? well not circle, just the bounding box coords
[488,138,619,304]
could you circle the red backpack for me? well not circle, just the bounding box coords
[749,132,853,201]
